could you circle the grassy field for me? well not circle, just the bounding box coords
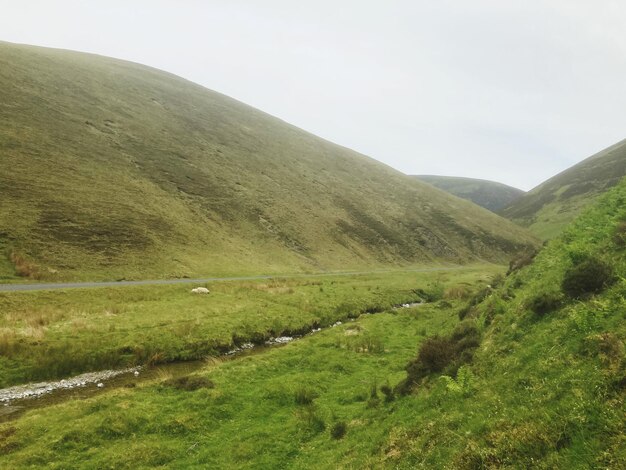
[2,180,625,468]
[501,138,626,239]
[0,266,499,388]
[0,42,536,282]
[0,303,463,469]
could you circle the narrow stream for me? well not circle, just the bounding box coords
[0,302,424,422]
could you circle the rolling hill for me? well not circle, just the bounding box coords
[0,42,536,281]
[500,139,626,239]
[413,175,525,212]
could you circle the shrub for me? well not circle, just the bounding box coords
[163,375,214,391]
[399,320,482,394]
[527,292,562,316]
[330,422,347,440]
[415,336,456,373]
[562,258,616,299]
[380,383,394,402]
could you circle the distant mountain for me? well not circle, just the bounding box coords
[413,175,525,212]
[500,139,626,239]
[0,42,537,281]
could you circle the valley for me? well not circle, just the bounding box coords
[0,36,624,469]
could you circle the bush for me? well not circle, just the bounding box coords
[163,375,214,391]
[330,422,347,439]
[380,383,394,402]
[527,292,562,316]
[415,336,456,373]
[400,320,482,394]
[562,258,616,299]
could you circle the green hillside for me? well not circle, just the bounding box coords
[0,42,536,282]
[1,170,624,468]
[413,175,525,212]
[501,139,626,239]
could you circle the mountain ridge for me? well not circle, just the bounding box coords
[413,175,525,212]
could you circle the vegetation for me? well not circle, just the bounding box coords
[501,138,626,239]
[0,267,497,387]
[0,42,536,282]
[414,175,525,212]
[4,175,624,467]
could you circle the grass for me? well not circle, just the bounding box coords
[0,266,499,387]
[0,300,463,469]
[0,41,536,282]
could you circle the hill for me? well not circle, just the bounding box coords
[0,42,536,281]
[500,138,626,239]
[413,175,525,212]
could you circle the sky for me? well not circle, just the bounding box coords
[1,1,625,190]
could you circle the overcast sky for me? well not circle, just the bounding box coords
[1,1,625,190]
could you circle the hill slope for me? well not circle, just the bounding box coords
[500,139,626,239]
[413,175,525,212]
[0,42,536,281]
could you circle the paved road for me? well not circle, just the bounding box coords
[0,266,470,292]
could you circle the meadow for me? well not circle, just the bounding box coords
[0,266,498,388]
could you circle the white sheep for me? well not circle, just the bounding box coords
[191,287,210,294]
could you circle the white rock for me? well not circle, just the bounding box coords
[96,383,104,388]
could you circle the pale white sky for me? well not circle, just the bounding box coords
[1,0,625,190]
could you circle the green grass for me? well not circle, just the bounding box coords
[501,138,626,239]
[0,41,536,282]
[0,299,466,469]
[414,175,525,212]
[0,267,499,387]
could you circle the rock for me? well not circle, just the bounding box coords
[96,383,104,388]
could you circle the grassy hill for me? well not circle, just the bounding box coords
[1,177,624,468]
[500,138,626,239]
[413,175,525,212]
[0,42,536,282]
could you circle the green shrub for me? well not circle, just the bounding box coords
[380,383,394,402]
[414,336,456,373]
[330,421,347,440]
[562,258,616,299]
[527,292,562,316]
[399,320,481,394]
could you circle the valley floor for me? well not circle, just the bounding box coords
[1,259,624,468]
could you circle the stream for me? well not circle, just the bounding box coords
[0,302,424,422]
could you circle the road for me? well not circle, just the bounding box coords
[0,266,470,292]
